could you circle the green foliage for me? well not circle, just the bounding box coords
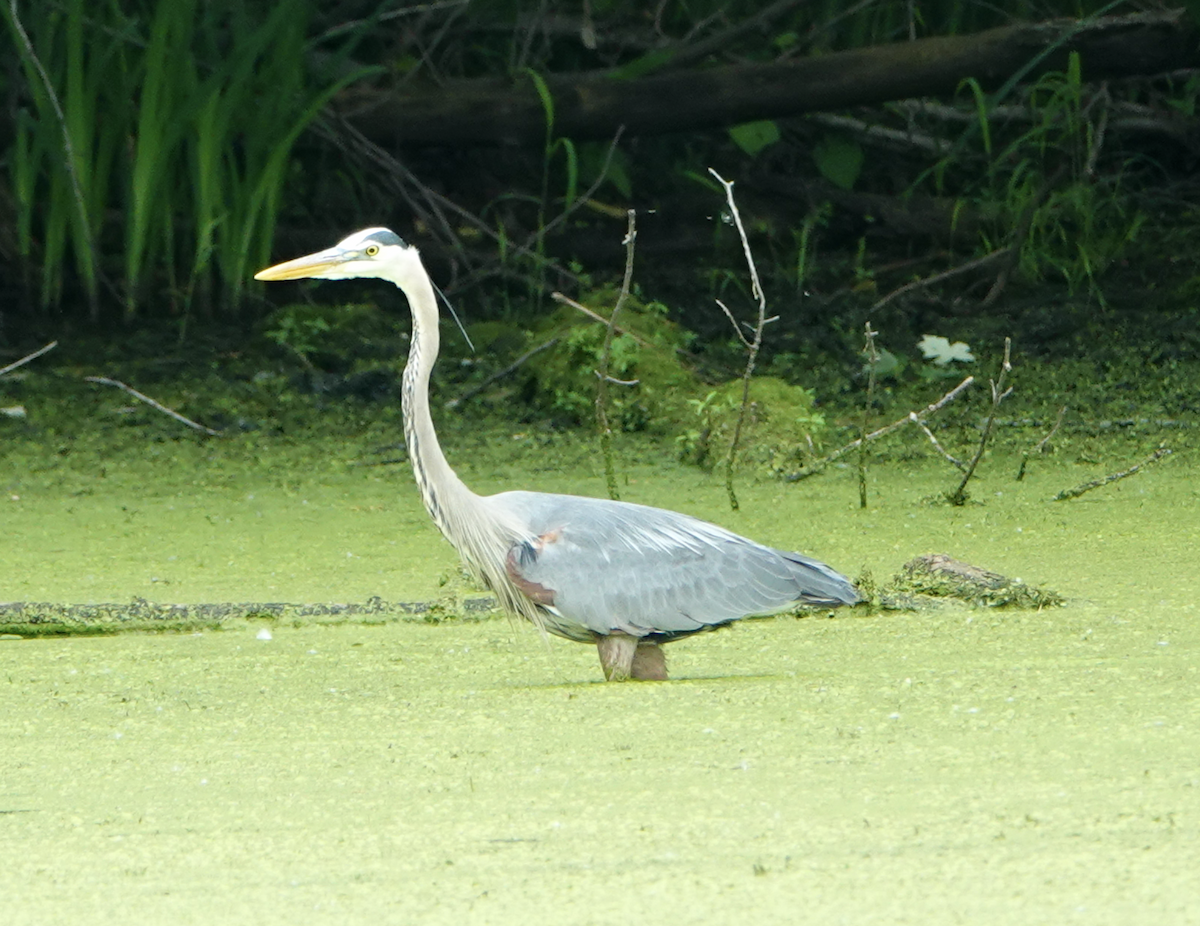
[3,0,364,317]
[958,52,1145,302]
[264,303,396,370]
[677,377,826,476]
[728,121,781,158]
[526,291,697,431]
[579,141,632,199]
[813,134,864,190]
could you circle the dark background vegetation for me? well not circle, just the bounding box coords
[3,0,1199,442]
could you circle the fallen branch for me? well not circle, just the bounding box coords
[1052,446,1172,501]
[85,377,221,437]
[338,12,1200,146]
[0,341,57,378]
[785,375,974,482]
[809,112,951,156]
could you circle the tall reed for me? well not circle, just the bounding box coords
[3,0,363,319]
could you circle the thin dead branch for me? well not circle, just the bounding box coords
[911,414,967,470]
[947,338,1012,505]
[85,377,221,437]
[869,248,1010,315]
[658,0,809,71]
[595,210,637,502]
[786,376,974,482]
[0,341,57,378]
[709,167,772,512]
[1052,446,1172,501]
[809,112,951,156]
[453,126,625,293]
[551,292,652,349]
[1016,405,1066,480]
[445,337,560,410]
[858,323,880,508]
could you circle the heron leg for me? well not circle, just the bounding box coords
[596,634,668,681]
[631,641,668,681]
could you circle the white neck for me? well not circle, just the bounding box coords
[396,270,534,623]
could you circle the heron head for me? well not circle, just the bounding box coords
[254,227,423,286]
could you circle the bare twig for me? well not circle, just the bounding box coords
[786,376,974,482]
[911,413,966,470]
[947,338,1013,506]
[85,377,221,436]
[525,126,625,246]
[311,114,472,275]
[656,0,808,72]
[1052,446,1172,501]
[0,341,57,378]
[858,323,880,508]
[1016,405,1066,480]
[314,117,623,298]
[808,112,951,156]
[869,248,1010,315]
[710,168,771,512]
[445,337,560,410]
[595,210,637,501]
[596,372,639,386]
[312,0,470,45]
[552,292,701,369]
[551,292,653,349]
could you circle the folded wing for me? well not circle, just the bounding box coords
[495,491,858,640]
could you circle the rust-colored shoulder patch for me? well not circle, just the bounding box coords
[505,537,557,606]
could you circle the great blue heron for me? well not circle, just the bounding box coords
[255,228,858,681]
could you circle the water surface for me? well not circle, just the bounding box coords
[3,444,1197,923]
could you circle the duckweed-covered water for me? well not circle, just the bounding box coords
[3,424,1198,924]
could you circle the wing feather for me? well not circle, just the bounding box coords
[491,490,857,640]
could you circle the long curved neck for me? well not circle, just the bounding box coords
[396,265,541,629]
[400,273,480,543]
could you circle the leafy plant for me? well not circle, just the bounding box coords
[968,53,1144,302]
[729,120,781,158]
[813,134,864,190]
[677,377,826,476]
[526,291,696,431]
[264,302,397,371]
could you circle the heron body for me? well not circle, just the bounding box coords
[256,228,859,681]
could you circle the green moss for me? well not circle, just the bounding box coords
[881,553,1065,610]
[677,376,826,475]
[264,302,400,371]
[526,289,698,430]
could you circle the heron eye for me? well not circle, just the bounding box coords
[365,244,380,257]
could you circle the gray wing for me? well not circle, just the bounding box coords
[492,490,858,640]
